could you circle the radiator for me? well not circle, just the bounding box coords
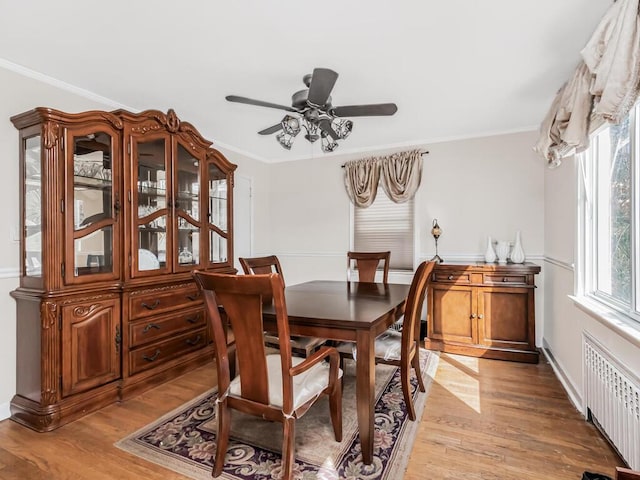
[584,334,640,470]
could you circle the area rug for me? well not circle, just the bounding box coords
[115,349,439,479]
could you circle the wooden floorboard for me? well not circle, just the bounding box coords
[0,351,625,479]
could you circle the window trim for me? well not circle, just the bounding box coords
[576,104,640,326]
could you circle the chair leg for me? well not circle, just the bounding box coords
[213,400,230,477]
[400,360,416,421]
[281,416,296,480]
[412,345,426,393]
[329,375,343,442]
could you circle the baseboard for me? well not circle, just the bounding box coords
[0,401,11,422]
[541,340,584,415]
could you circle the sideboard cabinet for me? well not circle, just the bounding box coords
[425,262,541,363]
[10,108,236,431]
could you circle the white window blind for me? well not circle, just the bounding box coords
[353,187,414,270]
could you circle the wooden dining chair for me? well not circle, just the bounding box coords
[193,271,343,480]
[347,251,390,283]
[239,255,286,285]
[239,255,327,357]
[338,260,436,420]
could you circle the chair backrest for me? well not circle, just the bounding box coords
[239,255,285,287]
[193,271,295,411]
[347,251,390,283]
[401,261,436,351]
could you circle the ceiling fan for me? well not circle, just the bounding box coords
[226,67,398,151]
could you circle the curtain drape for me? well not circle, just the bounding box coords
[379,149,423,203]
[533,62,594,167]
[581,0,640,124]
[343,149,423,207]
[534,0,640,167]
[343,158,381,208]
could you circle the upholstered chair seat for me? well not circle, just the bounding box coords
[229,354,342,409]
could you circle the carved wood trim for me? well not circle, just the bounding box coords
[128,282,196,297]
[42,121,58,149]
[41,301,59,405]
[207,149,238,172]
[73,304,103,317]
[59,293,118,305]
[166,109,180,133]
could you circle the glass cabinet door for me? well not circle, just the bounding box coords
[175,142,201,269]
[134,137,168,274]
[207,162,229,264]
[24,135,42,279]
[67,129,120,283]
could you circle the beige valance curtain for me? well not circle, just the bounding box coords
[380,150,423,203]
[534,61,594,167]
[343,158,380,208]
[534,0,640,167]
[582,0,640,124]
[343,149,422,207]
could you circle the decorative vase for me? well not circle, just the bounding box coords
[495,241,510,264]
[511,230,525,263]
[484,236,496,263]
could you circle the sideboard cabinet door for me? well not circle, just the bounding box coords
[61,295,121,397]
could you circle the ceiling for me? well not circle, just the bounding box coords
[0,0,612,163]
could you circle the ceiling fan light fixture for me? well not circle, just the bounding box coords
[226,67,397,153]
[321,133,339,152]
[276,131,294,150]
[281,115,301,136]
[333,119,353,139]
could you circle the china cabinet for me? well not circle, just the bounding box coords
[10,107,236,431]
[425,262,541,363]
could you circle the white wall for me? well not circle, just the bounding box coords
[265,132,546,340]
[543,155,640,409]
[0,64,550,423]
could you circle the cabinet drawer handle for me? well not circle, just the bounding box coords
[143,349,161,362]
[471,313,477,319]
[448,275,454,280]
[143,323,161,333]
[478,314,484,319]
[186,316,199,324]
[186,294,199,301]
[142,300,160,310]
[185,335,202,346]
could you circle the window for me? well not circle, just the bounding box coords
[580,104,637,321]
[353,187,414,270]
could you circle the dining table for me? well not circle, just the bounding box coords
[261,280,410,465]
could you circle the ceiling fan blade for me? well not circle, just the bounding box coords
[317,119,339,140]
[258,123,283,135]
[226,95,297,112]
[307,68,339,107]
[332,103,398,117]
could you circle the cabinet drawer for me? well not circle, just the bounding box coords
[129,308,205,348]
[129,284,202,320]
[128,327,208,375]
[484,274,527,286]
[432,272,471,284]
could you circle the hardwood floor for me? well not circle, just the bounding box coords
[0,352,624,479]
[405,352,623,480]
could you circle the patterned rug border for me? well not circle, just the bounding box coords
[116,350,439,479]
